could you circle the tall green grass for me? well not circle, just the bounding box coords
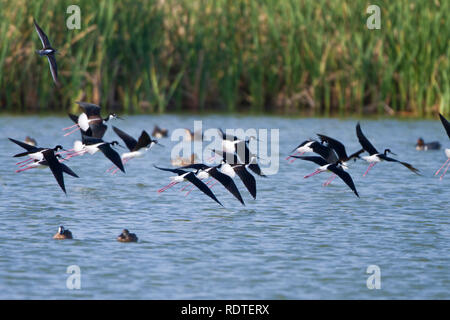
[0,0,448,116]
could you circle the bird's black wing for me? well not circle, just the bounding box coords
[89,122,107,139]
[60,163,79,178]
[153,165,186,175]
[42,149,66,194]
[184,172,223,206]
[247,163,266,177]
[310,141,338,163]
[47,54,58,85]
[98,143,125,173]
[178,163,210,171]
[356,122,379,155]
[8,137,39,153]
[81,134,104,146]
[208,167,245,205]
[112,126,137,151]
[233,165,256,199]
[439,113,450,139]
[133,131,152,151]
[317,134,348,160]
[33,18,51,48]
[380,155,420,175]
[75,101,101,117]
[347,149,365,161]
[328,164,359,197]
[68,114,79,124]
[291,155,329,166]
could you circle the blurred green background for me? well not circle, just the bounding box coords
[0,0,448,116]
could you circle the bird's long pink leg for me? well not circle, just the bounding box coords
[439,161,450,180]
[289,152,305,164]
[62,123,79,131]
[15,165,36,173]
[16,158,33,165]
[363,163,376,177]
[304,169,321,179]
[323,173,337,187]
[185,184,196,196]
[158,181,178,193]
[18,159,35,167]
[204,178,213,186]
[435,159,450,176]
[63,126,81,137]
[208,181,218,189]
[286,151,302,161]
[64,150,85,160]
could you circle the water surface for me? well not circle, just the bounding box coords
[0,115,448,299]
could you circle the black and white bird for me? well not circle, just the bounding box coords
[415,138,441,151]
[356,123,420,176]
[17,149,79,194]
[292,155,359,197]
[9,137,65,167]
[65,135,125,173]
[33,18,59,86]
[108,126,161,173]
[435,114,450,179]
[154,166,223,206]
[63,101,121,137]
[178,163,245,205]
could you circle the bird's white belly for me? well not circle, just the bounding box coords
[363,154,381,163]
[122,151,143,160]
[222,140,236,154]
[29,152,44,161]
[445,148,450,158]
[197,171,209,180]
[85,144,100,155]
[78,113,90,131]
[73,141,85,152]
[221,163,235,178]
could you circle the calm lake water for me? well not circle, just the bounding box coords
[0,115,448,299]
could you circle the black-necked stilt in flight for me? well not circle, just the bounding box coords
[435,114,450,179]
[65,135,126,173]
[356,122,420,176]
[16,149,79,194]
[178,163,245,205]
[415,138,441,151]
[293,155,359,197]
[24,136,37,146]
[63,101,122,137]
[152,125,168,138]
[154,166,223,206]
[117,229,138,242]
[9,138,66,166]
[33,18,59,86]
[53,226,73,239]
[233,138,266,177]
[212,150,257,200]
[107,126,161,174]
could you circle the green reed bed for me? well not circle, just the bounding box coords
[0,0,448,116]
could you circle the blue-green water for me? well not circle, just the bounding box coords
[0,115,448,299]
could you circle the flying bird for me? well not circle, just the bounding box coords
[33,18,59,85]
[356,123,420,176]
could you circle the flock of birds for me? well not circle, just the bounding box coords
[4,19,450,240]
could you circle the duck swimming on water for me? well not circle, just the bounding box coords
[53,226,73,239]
[117,229,138,242]
[415,138,441,151]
